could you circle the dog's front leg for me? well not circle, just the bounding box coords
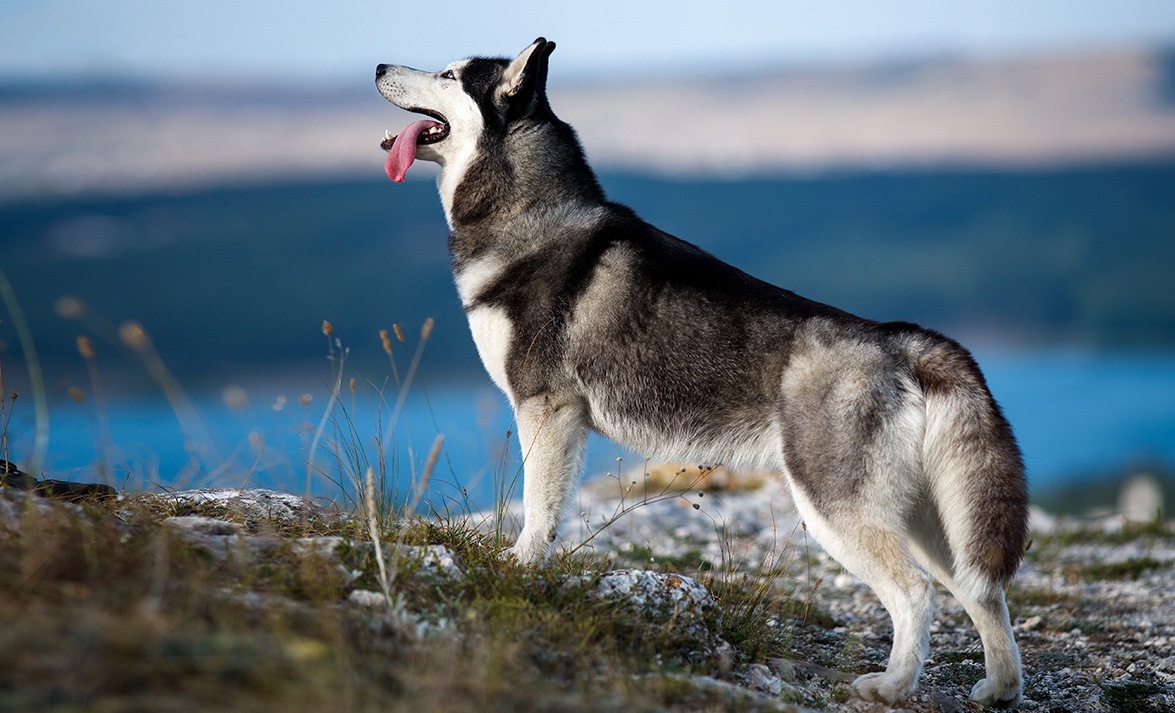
[508,394,589,565]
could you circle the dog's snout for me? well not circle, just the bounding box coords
[376,64,389,80]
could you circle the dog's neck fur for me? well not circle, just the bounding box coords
[444,116,605,268]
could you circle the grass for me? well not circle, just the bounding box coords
[1072,556,1167,582]
[0,487,821,712]
[1027,518,1174,551]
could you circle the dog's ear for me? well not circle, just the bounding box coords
[500,37,555,105]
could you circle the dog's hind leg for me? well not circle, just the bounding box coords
[909,507,1023,707]
[792,489,935,705]
[509,394,589,565]
[957,586,1021,706]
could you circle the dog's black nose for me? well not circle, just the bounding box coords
[376,64,388,79]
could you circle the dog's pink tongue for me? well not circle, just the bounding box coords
[385,120,440,182]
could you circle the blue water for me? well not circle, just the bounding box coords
[8,349,1175,507]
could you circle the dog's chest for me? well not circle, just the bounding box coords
[465,306,514,399]
[455,258,515,400]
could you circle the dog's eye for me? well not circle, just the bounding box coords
[440,70,456,80]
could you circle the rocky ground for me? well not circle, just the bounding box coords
[3,476,1172,711]
[567,474,1175,712]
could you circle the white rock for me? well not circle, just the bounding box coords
[348,589,388,608]
[388,543,463,580]
[1119,473,1164,523]
[593,569,716,620]
[744,662,783,696]
[163,488,332,523]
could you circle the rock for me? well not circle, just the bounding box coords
[347,542,465,582]
[743,662,783,696]
[348,589,388,608]
[589,568,734,663]
[1119,473,1164,523]
[160,488,333,524]
[394,543,462,580]
[593,568,716,625]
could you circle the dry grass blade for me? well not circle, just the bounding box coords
[364,466,394,606]
[0,269,49,476]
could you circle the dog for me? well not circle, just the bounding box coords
[375,38,1028,707]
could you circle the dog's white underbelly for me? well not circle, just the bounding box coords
[584,400,785,473]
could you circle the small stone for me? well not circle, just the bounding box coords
[348,589,387,608]
[744,663,782,696]
[833,573,856,589]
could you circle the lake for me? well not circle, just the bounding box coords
[9,348,1175,509]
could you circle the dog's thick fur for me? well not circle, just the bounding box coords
[376,38,1029,706]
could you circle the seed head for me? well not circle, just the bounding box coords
[379,329,393,354]
[322,320,333,337]
[68,386,85,403]
[76,335,95,359]
[421,317,434,341]
[392,324,405,343]
[118,321,150,351]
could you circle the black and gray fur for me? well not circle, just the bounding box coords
[375,38,1029,707]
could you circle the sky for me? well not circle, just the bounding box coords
[2,0,1175,84]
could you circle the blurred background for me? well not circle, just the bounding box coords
[1,1,1173,514]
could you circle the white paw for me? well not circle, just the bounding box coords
[851,671,917,705]
[970,677,1022,707]
[507,534,549,566]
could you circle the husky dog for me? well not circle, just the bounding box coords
[375,38,1028,707]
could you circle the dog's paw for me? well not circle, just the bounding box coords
[851,671,917,705]
[506,537,548,567]
[969,677,1022,708]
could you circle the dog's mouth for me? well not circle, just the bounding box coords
[379,108,450,150]
[381,108,450,183]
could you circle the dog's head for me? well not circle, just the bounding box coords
[375,37,556,182]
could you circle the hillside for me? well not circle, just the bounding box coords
[1,161,1173,388]
[2,47,1174,200]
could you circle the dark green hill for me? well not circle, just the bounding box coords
[2,160,1173,384]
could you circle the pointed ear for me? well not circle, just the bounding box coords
[500,37,555,100]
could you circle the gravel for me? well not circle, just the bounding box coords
[564,475,1175,712]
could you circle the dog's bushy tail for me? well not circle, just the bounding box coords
[914,338,1028,596]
